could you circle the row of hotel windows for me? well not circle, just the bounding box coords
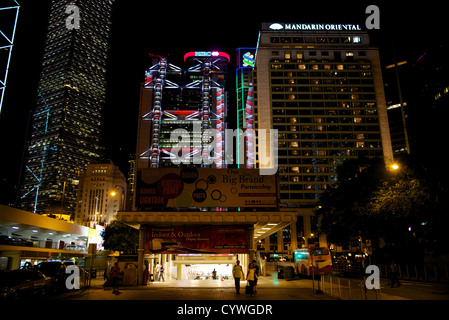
[270,62,371,70]
[270,36,362,44]
[272,94,376,100]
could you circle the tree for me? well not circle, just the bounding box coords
[317,157,387,246]
[317,156,448,263]
[101,220,139,254]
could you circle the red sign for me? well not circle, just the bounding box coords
[145,226,248,254]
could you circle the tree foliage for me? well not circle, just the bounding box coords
[316,156,448,263]
[101,220,139,254]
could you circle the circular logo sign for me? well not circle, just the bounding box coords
[157,174,184,199]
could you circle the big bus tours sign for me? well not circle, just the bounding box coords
[136,168,278,209]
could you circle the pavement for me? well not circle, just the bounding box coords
[49,273,433,301]
[42,275,448,320]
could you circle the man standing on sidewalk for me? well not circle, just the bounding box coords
[233,260,245,294]
[111,262,121,294]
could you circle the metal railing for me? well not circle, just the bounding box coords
[320,275,382,300]
[379,264,449,283]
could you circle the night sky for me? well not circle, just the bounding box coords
[0,0,445,205]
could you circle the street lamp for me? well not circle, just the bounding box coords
[391,163,399,171]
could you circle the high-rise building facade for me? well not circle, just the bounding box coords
[236,48,256,167]
[253,23,393,210]
[136,51,229,173]
[19,0,113,215]
[75,160,127,226]
[0,0,20,115]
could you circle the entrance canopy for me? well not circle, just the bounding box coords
[117,210,297,239]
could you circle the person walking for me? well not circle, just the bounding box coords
[246,261,258,296]
[389,261,401,287]
[232,260,245,294]
[155,262,160,281]
[110,262,121,294]
[159,263,165,282]
[251,259,260,293]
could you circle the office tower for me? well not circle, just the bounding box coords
[236,48,256,168]
[253,23,393,210]
[19,0,113,215]
[136,51,230,171]
[74,160,127,226]
[0,0,20,115]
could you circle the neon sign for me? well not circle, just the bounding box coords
[267,23,362,31]
[184,51,230,62]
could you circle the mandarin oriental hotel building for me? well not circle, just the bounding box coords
[251,22,393,223]
[118,24,393,283]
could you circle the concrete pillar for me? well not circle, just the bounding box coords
[248,226,256,262]
[303,214,312,247]
[137,225,145,285]
[277,230,283,252]
[290,222,298,250]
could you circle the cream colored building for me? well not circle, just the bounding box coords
[75,160,127,226]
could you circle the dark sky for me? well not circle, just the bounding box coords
[0,0,445,204]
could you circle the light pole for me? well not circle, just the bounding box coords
[94,195,99,227]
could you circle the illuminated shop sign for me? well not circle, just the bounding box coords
[267,23,362,31]
[145,226,248,254]
[184,51,230,62]
[236,48,256,69]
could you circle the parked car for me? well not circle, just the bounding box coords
[0,269,51,300]
[35,261,74,292]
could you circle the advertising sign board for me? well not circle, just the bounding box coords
[136,168,277,209]
[145,225,248,254]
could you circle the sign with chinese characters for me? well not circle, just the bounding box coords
[136,168,278,209]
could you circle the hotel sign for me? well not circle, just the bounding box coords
[267,23,362,31]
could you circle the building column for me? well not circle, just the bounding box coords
[137,225,145,285]
[277,230,283,253]
[290,222,298,250]
[303,214,312,247]
[248,226,256,262]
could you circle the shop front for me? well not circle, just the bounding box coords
[143,225,249,281]
[118,209,299,284]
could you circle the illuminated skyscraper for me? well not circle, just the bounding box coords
[235,48,256,168]
[136,51,229,171]
[250,23,393,245]
[19,0,113,215]
[0,0,20,115]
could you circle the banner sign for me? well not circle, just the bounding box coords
[136,168,277,209]
[145,226,249,254]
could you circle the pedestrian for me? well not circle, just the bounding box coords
[155,262,160,281]
[246,261,258,296]
[111,262,121,294]
[233,260,245,294]
[212,268,217,280]
[160,263,165,282]
[251,259,260,293]
[389,261,401,287]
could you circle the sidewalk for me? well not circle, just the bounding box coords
[56,275,340,300]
